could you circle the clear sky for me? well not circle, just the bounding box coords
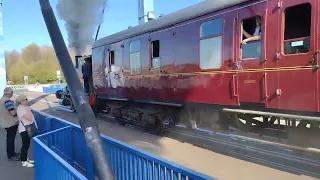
[2,0,204,52]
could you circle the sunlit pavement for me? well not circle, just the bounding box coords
[0,124,34,179]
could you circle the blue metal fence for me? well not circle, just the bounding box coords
[42,87,64,94]
[42,84,66,93]
[33,111,70,134]
[34,127,87,180]
[32,110,216,180]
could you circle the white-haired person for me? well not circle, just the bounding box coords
[0,87,20,161]
[16,95,37,168]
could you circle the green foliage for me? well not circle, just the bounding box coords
[5,43,76,85]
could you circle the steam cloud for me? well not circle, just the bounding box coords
[56,0,106,55]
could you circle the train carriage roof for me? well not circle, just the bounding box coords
[93,0,251,48]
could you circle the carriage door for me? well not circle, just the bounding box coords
[278,0,317,111]
[237,2,267,106]
[107,47,117,89]
[318,0,320,112]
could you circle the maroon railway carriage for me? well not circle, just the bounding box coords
[85,0,320,142]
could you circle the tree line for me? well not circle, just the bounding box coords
[5,43,79,85]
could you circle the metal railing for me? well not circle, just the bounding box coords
[32,110,216,180]
[34,127,87,180]
[8,84,64,88]
[8,85,29,89]
[7,84,66,93]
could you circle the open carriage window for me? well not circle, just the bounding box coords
[151,40,160,68]
[241,16,262,59]
[109,51,114,66]
[284,3,311,55]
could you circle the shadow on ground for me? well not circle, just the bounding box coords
[39,106,164,157]
[39,106,320,180]
[28,94,50,106]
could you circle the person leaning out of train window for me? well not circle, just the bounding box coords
[242,16,261,44]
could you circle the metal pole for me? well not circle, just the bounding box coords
[0,0,7,97]
[38,0,115,179]
[94,0,107,41]
[138,0,154,25]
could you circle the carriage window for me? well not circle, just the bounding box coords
[241,16,262,59]
[130,53,141,74]
[200,18,222,38]
[284,3,311,55]
[130,40,140,53]
[151,40,160,68]
[109,51,114,66]
[199,18,223,69]
[130,40,141,74]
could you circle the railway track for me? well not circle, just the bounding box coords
[97,113,320,178]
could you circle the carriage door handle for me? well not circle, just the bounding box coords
[309,50,320,70]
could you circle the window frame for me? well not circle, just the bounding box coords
[240,15,263,60]
[130,52,141,75]
[129,40,141,75]
[130,40,141,54]
[150,40,160,69]
[108,50,115,67]
[199,18,224,70]
[281,2,312,56]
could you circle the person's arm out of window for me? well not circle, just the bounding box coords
[242,35,261,44]
[4,100,17,116]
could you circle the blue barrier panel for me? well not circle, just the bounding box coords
[32,110,216,180]
[43,87,64,93]
[34,127,87,180]
[33,111,69,134]
[49,84,66,89]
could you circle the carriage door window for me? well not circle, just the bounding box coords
[109,51,115,70]
[130,40,141,74]
[283,3,311,55]
[199,18,223,69]
[241,16,262,59]
[151,40,160,68]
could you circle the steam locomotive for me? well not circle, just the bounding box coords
[59,0,320,146]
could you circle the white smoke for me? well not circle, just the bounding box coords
[56,0,106,55]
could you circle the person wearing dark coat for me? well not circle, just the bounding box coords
[82,57,92,94]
